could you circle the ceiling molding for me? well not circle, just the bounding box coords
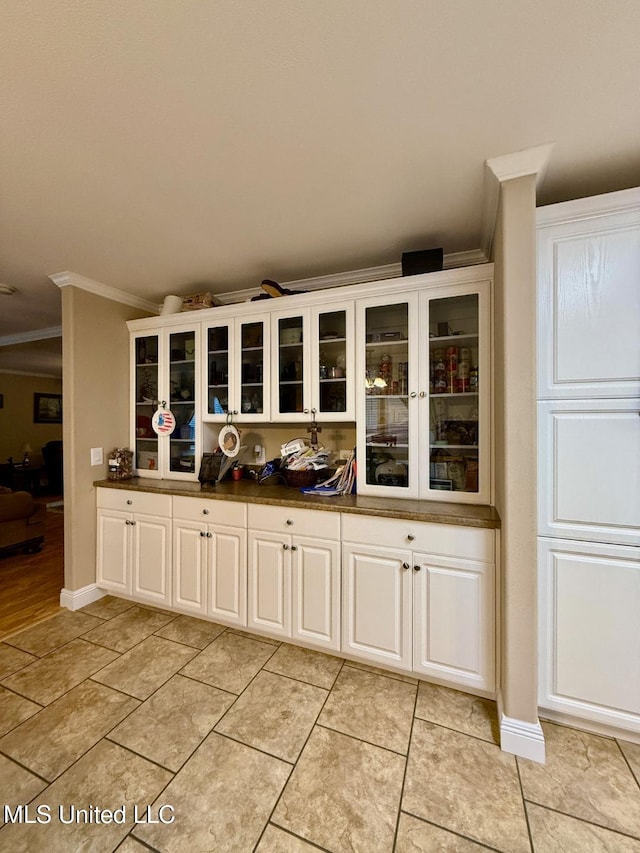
[214,248,488,305]
[0,368,61,378]
[49,271,159,314]
[481,142,555,260]
[0,325,62,347]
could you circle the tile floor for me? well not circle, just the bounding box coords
[0,598,639,852]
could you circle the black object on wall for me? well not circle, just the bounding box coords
[401,248,444,276]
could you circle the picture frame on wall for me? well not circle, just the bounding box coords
[33,393,62,424]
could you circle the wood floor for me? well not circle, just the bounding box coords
[0,497,64,640]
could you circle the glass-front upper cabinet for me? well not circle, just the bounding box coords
[133,333,160,476]
[356,295,419,498]
[272,302,354,422]
[420,281,491,504]
[203,316,269,422]
[168,329,197,476]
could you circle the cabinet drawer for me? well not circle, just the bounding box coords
[173,496,247,527]
[96,488,171,517]
[248,504,340,540]
[341,514,494,562]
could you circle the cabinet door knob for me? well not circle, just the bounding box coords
[286,519,293,526]
[130,520,136,526]
[410,391,417,398]
[200,531,206,537]
[291,545,298,551]
[125,519,131,525]
[419,391,426,398]
[402,562,410,570]
[202,509,209,515]
[407,533,415,541]
[303,408,309,414]
[413,564,421,572]
[283,544,290,550]
[126,499,133,505]
[206,532,213,538]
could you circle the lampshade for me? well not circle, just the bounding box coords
[21,443,32,455]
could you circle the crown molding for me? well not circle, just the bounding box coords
[0,325,62,346]
[49,271,159,314]
[213,249,488,305]
[481,142,555,260]
[0,368,61,378]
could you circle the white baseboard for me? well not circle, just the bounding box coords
[60,584,105,611]
[497,691,546,763]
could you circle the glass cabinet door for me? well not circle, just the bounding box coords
[168,329,197,475]
[362,301,413,493]
[134,334,159,473]
[317,308,349,418]
[206,324,231,417]
[275,314,305,417]
[426,292,482,498]
[238,319,267,419]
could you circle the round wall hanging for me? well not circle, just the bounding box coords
[219,424,240,457]
[152,404,176,436]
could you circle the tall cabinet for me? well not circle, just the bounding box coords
[537,187,640,735]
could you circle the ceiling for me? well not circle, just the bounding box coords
[1,0,639,376]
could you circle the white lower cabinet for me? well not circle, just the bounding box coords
[96,488,172,607]
[173,497,247,626]
[247,505,341,650]
[538,536,640,733]
[342,514,495,689]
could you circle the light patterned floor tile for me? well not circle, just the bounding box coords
[180,631,276,694]
[619,739,640,787]
[215,670,327,762]
[264,643,343,689]
[395,812,493,851]
[3,611,103,657]
[78,595,135,620]
[154,614,226,649]
[0,685,41,736]
[255,824,321,851]
[91,635,197,700]
[1,639,118,705]
[273,726,405,853]
[0,754,48,828]
[109,674,235,770]
[342,659,418,685]
[414,680,499,744]
[82,605,176,653]
[0,644,38,680]
[527,802,640,852]
[0,739,171,852]
[518,722,640,838]
[403,719,530,853]
[0,680,138,781]
[133,732,290,852]
[318,664,416,754]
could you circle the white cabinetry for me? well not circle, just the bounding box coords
[96,488,172,606]
[172,497,247,625]
[537,187,640,734]
[247,504,341,650]
[341,514,495,689]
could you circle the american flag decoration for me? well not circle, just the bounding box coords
[152,402,176,436]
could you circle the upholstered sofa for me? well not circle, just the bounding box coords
[0,487,46,555]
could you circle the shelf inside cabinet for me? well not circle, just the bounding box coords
[429,333,478,345]
[431,391,478,398]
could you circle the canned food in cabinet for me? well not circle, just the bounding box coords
[457,362,470,379]
[434,377,447,394]
[460,348,471,363]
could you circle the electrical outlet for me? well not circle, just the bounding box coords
[90,447,103,466]
[254,444,266,465]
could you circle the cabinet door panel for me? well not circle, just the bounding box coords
[292,537,340,651]
[413,554,494,691]
[131,514,171,606]
[538,399,640,545]
[248,531,290,637]
[342,543,412,670]
[209,526,247,626]
[539,538,640,730]
[173,521,206,615]
[96,511,131,595]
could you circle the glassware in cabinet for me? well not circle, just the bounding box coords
[239,320,266,416]
[134,334,159,473]
[275,314,305,416]
[168,329,197,475]
[317,308,349,416]
[206,324,231,417]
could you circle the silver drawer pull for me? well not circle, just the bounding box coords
[126,499,133,505]
[407,533,415,541]
[202,509,209,515]
[286,519,293,526]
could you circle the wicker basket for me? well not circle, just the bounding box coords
[282,468,318,488]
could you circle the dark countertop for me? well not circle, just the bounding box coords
[94,477,501,530]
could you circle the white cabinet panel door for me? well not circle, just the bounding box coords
[292,537,340,651]
[537,193,640,399]
[131,514,172,606]
[538,537,640,732]
[173,521,207,615]
[248,531,290,637]
[342,543,412,670]
[96,511,131,595]
[413,554,494,691]
[538,399,640,546]
[208,526,247,627]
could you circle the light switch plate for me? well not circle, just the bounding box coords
[90,447,103,466]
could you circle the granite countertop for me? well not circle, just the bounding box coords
[94,477,500,530]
